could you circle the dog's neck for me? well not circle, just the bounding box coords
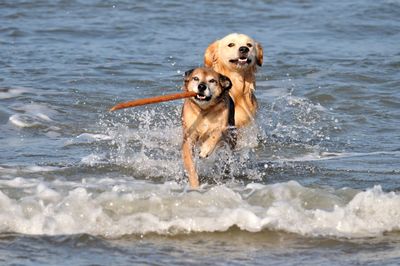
[187,94,227,115]
[212,63,256,99]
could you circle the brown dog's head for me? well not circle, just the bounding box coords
[184,68,232,109]
[204,33,263,72]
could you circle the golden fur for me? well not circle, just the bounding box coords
[181,67,233,188]
[204,33,263,128]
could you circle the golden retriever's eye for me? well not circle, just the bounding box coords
[209,79,216,84]
[228,43,235,48]
[193,76,199,81]
[247,43,253,48]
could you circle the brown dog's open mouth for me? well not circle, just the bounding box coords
[195,94,212,101]
[229,57,252,66]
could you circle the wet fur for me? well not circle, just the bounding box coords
[204,33,263,128]
[181,68,233,188]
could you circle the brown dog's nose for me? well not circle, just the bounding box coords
[198,83,207,92]
[239,46,249,54]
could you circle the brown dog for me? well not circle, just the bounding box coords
[204,33,263,128]
[181,67,234,188]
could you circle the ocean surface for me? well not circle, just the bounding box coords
[1,0,400,265]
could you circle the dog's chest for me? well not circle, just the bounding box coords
[196,115,225,137]
[185,110,227,138]
[182,100,229,139]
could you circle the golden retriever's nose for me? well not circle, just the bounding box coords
[198,83,207,92]
[239,46,249,54]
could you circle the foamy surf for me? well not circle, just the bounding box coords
[0,177,399,238]
[8,103,59,129]
[0,87,31,99]
[274,150,400,162]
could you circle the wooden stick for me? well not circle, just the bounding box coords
[109,91,197,112]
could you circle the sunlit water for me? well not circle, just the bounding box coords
[1,0,400,265]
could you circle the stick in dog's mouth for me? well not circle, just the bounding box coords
[109,91,197,112]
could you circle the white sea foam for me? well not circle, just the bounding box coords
[0,87,31,99]
[8,103,58,128]
[0,178,399,238]
[9,114,38,128]
[80,153,108,166]
[0,87,64,100]
[64,133,113,146]
[0,165,64,175]
[276,150,400,162]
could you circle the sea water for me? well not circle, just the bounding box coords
[1,0,400,265]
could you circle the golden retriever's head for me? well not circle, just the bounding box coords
[184,67,232,109]
[204,33,263,72]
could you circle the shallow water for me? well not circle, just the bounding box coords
[1,0,400,265]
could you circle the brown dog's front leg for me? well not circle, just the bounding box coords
[199,131,223,159]
[182,137,199,188]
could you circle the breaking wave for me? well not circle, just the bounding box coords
[0,177,399,238]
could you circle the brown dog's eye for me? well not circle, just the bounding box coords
[193,76,199,81]
[209,79,216,83]
[247,43,253,48]
[228,43,235,47]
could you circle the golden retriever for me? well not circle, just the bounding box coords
[204,33,263,128]
[181,67,234,188]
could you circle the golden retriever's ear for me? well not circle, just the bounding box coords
[219,74,232,91]
[256,42,263,67]
[204,40,218,67]
[183,69,194,91]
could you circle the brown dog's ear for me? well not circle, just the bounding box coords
[183,69,195,91]
[219,74,232,91]
[256,42,263,67]
[204,40,218,67]
[184,69,195,80]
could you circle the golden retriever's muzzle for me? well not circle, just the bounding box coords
[229,46,252,66]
